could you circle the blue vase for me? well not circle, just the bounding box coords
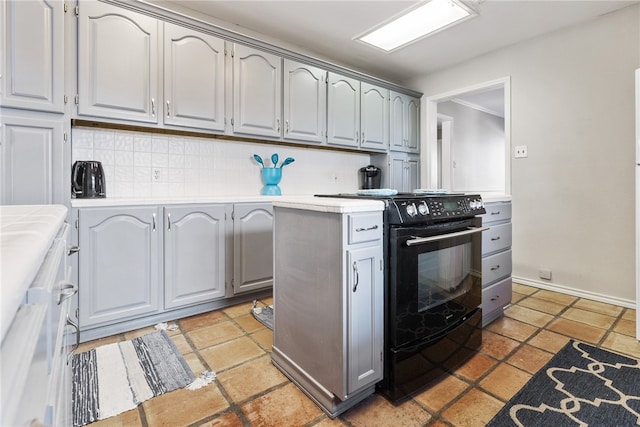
[261,167,282,195]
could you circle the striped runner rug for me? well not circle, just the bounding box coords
[71,330,195,426]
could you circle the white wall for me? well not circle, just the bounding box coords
[408,5,640,304]
[437,101,505,193]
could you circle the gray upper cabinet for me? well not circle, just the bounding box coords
[360,83,389,152]
[0,0,64,112]
[233,203,274,294]
[283,59,327,144]
[232,44,282,138]
[390,91,420,153]
[327,72,360,148]
[164,205,227,309]
[163,23,225,131]
[0,110,66,205]
[78,1,160,123]
[389,154,419,192]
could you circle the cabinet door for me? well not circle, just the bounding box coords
[327,73,360,148]
[0,110,64,205]
[232,44,282,138]
[78,207,161,327]
[233,203,274,294]
[164,23,225,131]
[78,2,159,123]
[406,96,420,153]
[0,0,64,112]
[347,245,383,393]
[164,205,226,308]
[389,156,407,192]
[360,83,388,152]
[406,156,420,192]
[389,91,406,151]
[283,59,326,144]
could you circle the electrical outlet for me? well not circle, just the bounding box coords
[539,269,552,280]
[152,168,161,182]
[514,145,528,158]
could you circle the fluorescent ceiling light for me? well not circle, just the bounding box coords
[357,0,476,52]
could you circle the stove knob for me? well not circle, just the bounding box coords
[418,202,429,216]
[406,203,417,217]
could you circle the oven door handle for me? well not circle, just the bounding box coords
[406,226,489,246]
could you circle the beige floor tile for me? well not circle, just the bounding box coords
[561,307,617,330]
[223,301,255,318]
[573,299,623,317]
[142,383,229,426]
[413,374,470,412]
[313,417,349,426]
[235,313,267,334]
[200,336,265,372]
[197,411,244,426]
[480,363,531,402]
[76,335,121,354]
[187,321,244,349]
[546,318,607,344]
[251,328,273,352]
[511,283,538,295]
[613,318,635,337]
[170,333,193,355]
[91,408,142,426]
[341,394,432,427]
[510,292,527,304]
[515,296,566,315]
[506,344,553,374]
[622,308,636,321]
[480,330,520,360]
[453,352,497,382]
[602,332,640,359]
[216,355,288,403]
[532,290,577,306]
[505,304,554,328]
[178,310,228,332]
[441,388,504,427]
[123,326,157,340]
[528,329,572,353]
[241,382,323,426]
[485,316,538,342]
[183,351,206,375]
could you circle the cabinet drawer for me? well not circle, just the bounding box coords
[481,202,512,224]
[482,277,512,314]
[482,223,512,255]
[348,213,382,244]
[482,250,512,286]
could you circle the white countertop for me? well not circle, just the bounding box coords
[70,195,294,207]
[1,205,68,342]
[273,196,385,213]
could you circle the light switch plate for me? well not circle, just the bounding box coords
[515,145,528,158]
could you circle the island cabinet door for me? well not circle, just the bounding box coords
[78,207,161,328]
[164,205,227,309]
[346,245,383,395]
[233,203,274,294]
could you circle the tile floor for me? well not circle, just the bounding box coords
[78,283,640,427]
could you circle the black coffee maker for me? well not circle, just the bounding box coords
[359,165,381,189]
[72,160,106,198]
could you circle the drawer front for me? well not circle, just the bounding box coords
[482,277,512,314]
[348,213,382,244]
[481,202,512,224]
[482,250,512,286]
[482,223,512,255]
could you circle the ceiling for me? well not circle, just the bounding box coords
[170,0,637,85]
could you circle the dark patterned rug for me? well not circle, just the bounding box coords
[71,330,195,426]
[487,340,640,426]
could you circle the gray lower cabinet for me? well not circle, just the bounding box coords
[272,206,383,417]
[78,206,162,328]
[233,203,274,294]
[165,205,227,308]
[480,201,513,326]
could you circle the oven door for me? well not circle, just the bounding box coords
[388,219,486,348]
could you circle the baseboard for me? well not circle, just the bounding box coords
[512,276,635,309]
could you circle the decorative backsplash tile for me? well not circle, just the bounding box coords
[71,127,371,199]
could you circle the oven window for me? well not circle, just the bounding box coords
[417,242,471,312]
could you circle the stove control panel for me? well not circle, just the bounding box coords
[427,196,485,219]
[389,195,485,224]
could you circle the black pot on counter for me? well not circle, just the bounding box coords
[359,165,381,189]
[72,160,106,198]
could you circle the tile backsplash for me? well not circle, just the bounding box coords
[72,127,372,199]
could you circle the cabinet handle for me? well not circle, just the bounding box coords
[361,132,365,142]
[68,246,80,256]
[355,131,359,143]
[352,261,359,292]
[491,265,500,271]
[151,98,156,116]
[276,119,281,132]
[167,213,171,231]
[57,281,78,305]
[152,213,156,231]
[66,315,80,363]
[491,211,501,215]
[355,225,378,232]
[285,120,289,133]
[491,236,501,241]
[491,295,500,301]
[166,100,171,117]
